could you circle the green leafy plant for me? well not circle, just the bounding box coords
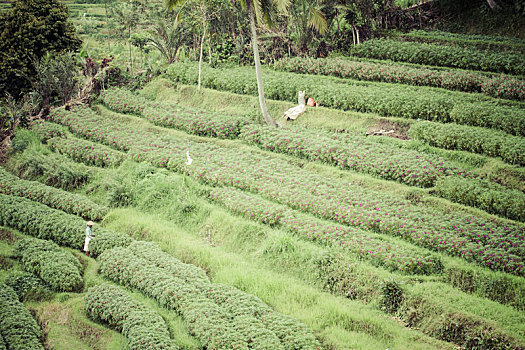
[0,283,44,349]
[14,237,83,292]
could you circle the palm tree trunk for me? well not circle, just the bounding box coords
[104,0,110,52]
[128,27,133,74]
[247,1,277,127]
[198,25,206,91]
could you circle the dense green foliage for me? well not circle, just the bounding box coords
[0,283,44,350]
[409,121,525,165]
[14,237,83,292]
[0,0,81,98]
[48,136,125,167]
[240,124,469,188]
[274,57,525,101]
[8,147,91,190]
[101,88,250,139]
[349,38,525,75]
[99,244,322,349]
[402,30,525,53]
[0,193,126,254]
[434,177,525,222]
[0,166,108,220]
[86,283,178,350]
[167,62,525,136]
[30,120,67,142]
[4,271,53,302]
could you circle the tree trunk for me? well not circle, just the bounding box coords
[247,1,277,127]
[486,0,500,10]
[198,26,206,91]
[128,27,133,74]
[104,0,110,52]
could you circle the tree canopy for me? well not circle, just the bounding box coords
[0,0,81,99]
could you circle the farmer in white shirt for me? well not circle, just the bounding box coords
[84,221,94,256]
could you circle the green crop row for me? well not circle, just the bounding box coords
[102,88,250,139]
[240,124,470,188]
[30,120,66,142]
[100,88,150,115]
[101,88,474,188]
[0,193,130,255]
[0,167,108,220]
[8,147,91,190]
[99,244,322,349]
[409,121,525,166]
[0,283,44,350]
[4,271,53,302]
[274,57,525,101]
[48,136,126,167]
[435,177,525,223]
[48,106,525,276]
[402,30,525,52]
[209,187,443,275]
[14,237,83,292]
[349,38,525,75]
[86,283,178,350]
[167,62,525,136]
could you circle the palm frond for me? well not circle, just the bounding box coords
[308,6,328,34]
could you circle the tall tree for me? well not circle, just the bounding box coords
[0,0,81,99]
[113,0,143,73]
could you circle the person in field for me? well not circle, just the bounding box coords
[84,221,94,256]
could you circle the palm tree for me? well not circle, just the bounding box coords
[167,0,289,127]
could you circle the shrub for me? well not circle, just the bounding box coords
[85,284,178,350]
[0,283,44,350]
[14,237,83,292]
[0,166,108,220]
[434,177,525,222]
[379,279,404,314]
[4,271,53,302]
[409,121,525,166]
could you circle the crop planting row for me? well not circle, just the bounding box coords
[99,244,322,349]
[86,283,178,350]
[48,136,125,167]
[0,283,44,350]
[0,167,107,220]
[209,187,442,274]
[0,193,130,254]
[240,124,470,187]
[101,89,473,188]
[402,30,525,52]
[30,120,66,142]
[274,57,525,101]
[348,38,525,75]
[49,107,525,276]
[14,237,83,292]
[409,121,525,165]
[167,62,525,136]
[101,88,250,139]
[435,177,525,223]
